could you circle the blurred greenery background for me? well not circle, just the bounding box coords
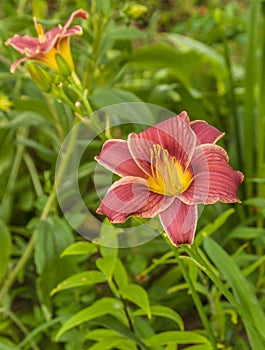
[0,0,265,349]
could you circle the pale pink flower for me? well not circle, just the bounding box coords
[95,112,244,246]
[5,9,88,73]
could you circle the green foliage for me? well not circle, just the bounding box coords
[0,222,11,281]
[0,0,264,349]
[205,236,265,346]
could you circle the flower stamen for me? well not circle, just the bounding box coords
[148,144,193,196]
[34,18,46,44]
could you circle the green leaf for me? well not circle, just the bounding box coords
[106,26,144,40]
[34,217,74,274]
[244,197,265,208]
[133,305,184,331]
[94,0,111,15]
[184,345,213,350]
[113,258,129,289]
[128,34,227,95]
[226,227,265,241]
[0,15,33,32]
[85,329,136,350]
[120,284,151,319]
[98,220,120,258]
[85,328,124,341]
[204,236,265,350]
[0,221,11,281]
[164,32,224,67]
[56,298,125,340]
[0,111,51,130]
[88,338,132,350]
[242,256,265,277]
[90,88,142,109]
[78,161,96,179]
[60,241,98,257]
[16,138,55,158]
[96,256,117,281]
[134,315,155,339]
[163,32,227,94]
[195,208,235,245]
[89,91,155,124]
[90,315,148,349]
[14,98,52,118]
[144,331,211,347]
[0,344,18,350]
[50,271,107,296]
[248,178,265,184]
[18,316,64,349]
[34,217,76,308]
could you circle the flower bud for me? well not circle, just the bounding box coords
[27,63,53,92]
[55,53,72,77]
[123,3,148,20]
[0,94,13,111]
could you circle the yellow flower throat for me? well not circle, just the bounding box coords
[148,144,193,196]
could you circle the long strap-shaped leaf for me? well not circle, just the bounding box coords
[203,236,265,350]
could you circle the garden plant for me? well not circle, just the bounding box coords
[0,1,265,349]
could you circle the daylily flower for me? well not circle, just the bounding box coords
[95,111,244,247]
[5,9,88,73]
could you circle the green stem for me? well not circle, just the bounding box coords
[0,234,36,304]
[44,94,65,142]
[70,71,93,114]
[112,279,141,350]
[170,246,218,350]
[183,245,240,310]
[0,307,40,350]
[23,153,43,197]
[68,72,103,136]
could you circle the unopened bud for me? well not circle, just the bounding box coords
[123,3,148,20]
[55,53,72,77]
[0,94,13,111]
[27,63,53,92]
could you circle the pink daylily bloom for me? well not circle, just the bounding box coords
[5,9,88,73]
[95,111,244,247]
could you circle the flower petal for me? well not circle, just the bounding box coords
[96,176,173,223]
[178,110,190,124]
[159,198,197,246]
[128,113,196,175]
[95,139,147,178]
[42,27,62,51]
[180,144,244,204]
[63,9,88,30]
[10,56,30,73]
[5,35,40,54]
[63,25,84,36]
[190,120,224,144]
